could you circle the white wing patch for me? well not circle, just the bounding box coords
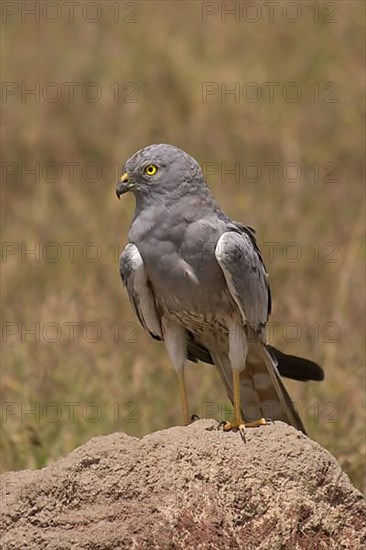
[120,243,163,339]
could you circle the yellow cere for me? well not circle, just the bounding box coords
[120,172,129,182]
[145,164,158,176]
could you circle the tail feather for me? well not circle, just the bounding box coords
[252,344,306,433]
[266,345,324,382]
[187,333,324,384]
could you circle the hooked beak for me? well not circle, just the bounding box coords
[116,172,133,199]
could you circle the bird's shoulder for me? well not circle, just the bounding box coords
[224,220,266,265]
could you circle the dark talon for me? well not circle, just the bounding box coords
[217,420,226,430]
[190,414,200,422]
[239,427,247,444]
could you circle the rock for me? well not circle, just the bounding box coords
[1,420,365,549]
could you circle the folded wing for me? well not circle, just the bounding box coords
[215,227,270,336]
[215,228,306,432]
[119,243,163,340]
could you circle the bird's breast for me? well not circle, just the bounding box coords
[130,209,232,319]
[144,244,231,319]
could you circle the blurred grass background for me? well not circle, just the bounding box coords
[1,1,365,491]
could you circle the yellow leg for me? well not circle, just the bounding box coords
[223,368,245,432]
[223,369,267,433]
[178,369,190,426]
[233,367,241,425]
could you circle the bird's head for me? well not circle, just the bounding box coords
[116,143,203,199]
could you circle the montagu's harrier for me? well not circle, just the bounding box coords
[116,144,323,434]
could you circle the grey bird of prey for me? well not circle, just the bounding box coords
[116,144,323,434]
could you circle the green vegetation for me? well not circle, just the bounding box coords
[1,1,365,491]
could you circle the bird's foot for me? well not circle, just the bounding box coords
[221,420,246,432]
[218,419,247,442]
[218,417,268,442]
[243,417,268,428]
[219,417,267,431]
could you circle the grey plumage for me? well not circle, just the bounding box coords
[117,144,323,433]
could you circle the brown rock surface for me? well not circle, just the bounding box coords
[1,420,365,549]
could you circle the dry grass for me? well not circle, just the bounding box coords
[1,1,365,491]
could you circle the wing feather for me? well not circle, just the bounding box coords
[119,243,163,339]
[215,229,270,334]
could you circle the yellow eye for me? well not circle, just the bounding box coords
[144,164,158,176]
